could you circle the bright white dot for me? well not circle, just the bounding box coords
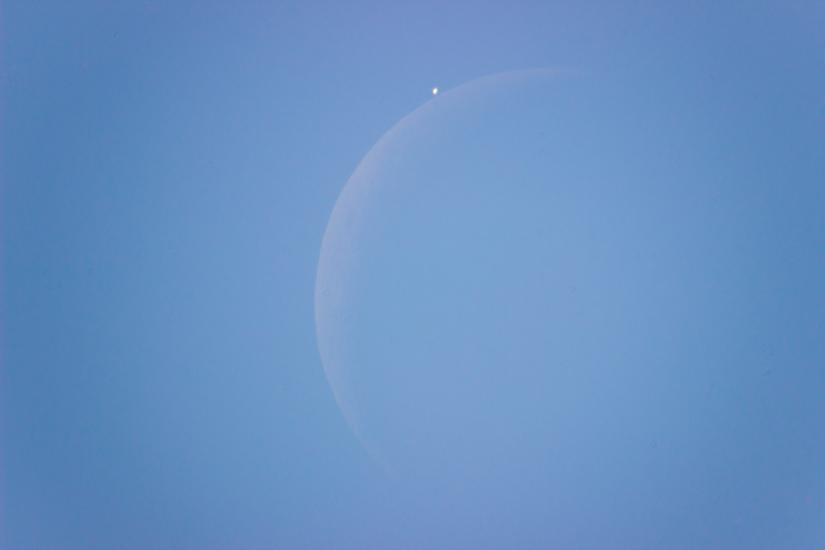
[432,87,439,96]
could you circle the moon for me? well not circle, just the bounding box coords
[314,69,825,545]
[315,69,565,471]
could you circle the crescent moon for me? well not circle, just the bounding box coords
[314,69,560,469]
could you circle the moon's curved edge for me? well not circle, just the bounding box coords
[313,67,564,472]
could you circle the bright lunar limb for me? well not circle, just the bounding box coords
[431,87,438,95]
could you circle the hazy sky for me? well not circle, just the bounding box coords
[2,2,825,549]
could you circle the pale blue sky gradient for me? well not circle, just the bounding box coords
[2,2,825,548]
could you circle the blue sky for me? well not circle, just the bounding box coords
[2,2,824,548]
